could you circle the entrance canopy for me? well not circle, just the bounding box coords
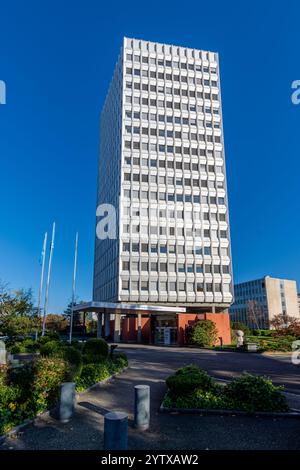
[73,301,186,314]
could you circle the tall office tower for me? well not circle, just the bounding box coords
[93,37,233,313]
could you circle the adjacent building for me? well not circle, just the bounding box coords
[230,276,299,329]
[89,37,233,345]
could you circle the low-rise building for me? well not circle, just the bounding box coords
[230,276,299,329]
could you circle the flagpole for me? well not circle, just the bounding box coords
[42,222,56,336]
[69,232,78,343]
[35,231,47,340]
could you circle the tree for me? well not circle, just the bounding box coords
[246,300,265,329]
[187,320,218,347]
[270,314,300,337]
[0,282,37,340]
[44,314,68,332]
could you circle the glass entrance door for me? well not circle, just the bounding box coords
[153,315,177,345]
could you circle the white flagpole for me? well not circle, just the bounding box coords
[42,222,55,336]
[35,231,47,340]
[69,232,78,343]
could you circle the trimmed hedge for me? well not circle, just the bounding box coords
[83,338,109,360]
[166,365,216,395]
[163,365,289,412]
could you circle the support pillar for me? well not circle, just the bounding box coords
[104,312,110,338]
[114,314,121,342]
[97,312,103,338]
[137,313,142,343]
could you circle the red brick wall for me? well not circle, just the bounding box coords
[177,313,231,346]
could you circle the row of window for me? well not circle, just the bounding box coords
[124,140,222,153]
[123,207,226,223]
[126,54,217,73]
[122,242,229,256]
[125,95,219,108]
[122,260,230,274]
[124,110,219,123]
[126,81,218,94]
[123,224,227,238]
[123,190,226,205]
[124,172,224,185]
[121,279,230,293]
[125,126,221,139]
[125,68,216,86]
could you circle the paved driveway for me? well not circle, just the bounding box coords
[118,344,300,394]
[1,345,300,451]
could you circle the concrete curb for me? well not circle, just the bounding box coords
[159,403,300,418]
[0,365,128,444]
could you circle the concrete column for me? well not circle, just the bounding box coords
[114,314,121,342]
[134,385,150,430]
[97,313,103,338]
[104,411,128,450]
[137,313,142,343]
[59,382,75,423]
[104,312,110,337]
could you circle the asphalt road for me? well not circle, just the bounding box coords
[118,344,300,394]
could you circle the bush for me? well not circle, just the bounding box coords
[222,373,289,412]
[231,322,251,336]
[0,357,70,433]
[37,331,60,345]
[56,346,83,380]
[10,342,27,354]
[83,338,109,361]
[163,366,289,413]
[29,357,70,413]
[187,320,218,347]
[39,340,61,356]
[166,365,215,396]
[0,366,25,434]
[76,363,110,392]
[112,352,128,369]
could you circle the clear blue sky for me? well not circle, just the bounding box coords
[0,0,299,313]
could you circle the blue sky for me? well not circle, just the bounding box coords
[0,0,299,312]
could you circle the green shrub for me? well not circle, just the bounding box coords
[83,338,109,360]
[10,342,27,354]
[37,331,60,345]
[70,340,84,351]
[30,357,70,413]
[231,322,251,336]
[22,338,39,352]
[0,357,70,433]
[39,340,61,356]
[0,366,25,434]
[112,352,128,369]
[222,373,289,412]
[166,365,215,396]
[187,320,218,347]
[56,346,83,380]
[76,363,110,392]
[163,388,223,410]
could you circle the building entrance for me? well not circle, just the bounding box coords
[153,316,177,345]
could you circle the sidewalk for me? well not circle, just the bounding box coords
[1,350,300,450]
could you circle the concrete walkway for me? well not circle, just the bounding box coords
[1,345,300,450]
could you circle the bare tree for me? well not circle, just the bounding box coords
[246,300,265,329]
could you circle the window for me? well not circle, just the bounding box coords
[141,281,148,291]
[122,280,129,290]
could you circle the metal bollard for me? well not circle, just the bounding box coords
[59,382,76,423]
[134,385,150,431]
[104,411,128,450]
